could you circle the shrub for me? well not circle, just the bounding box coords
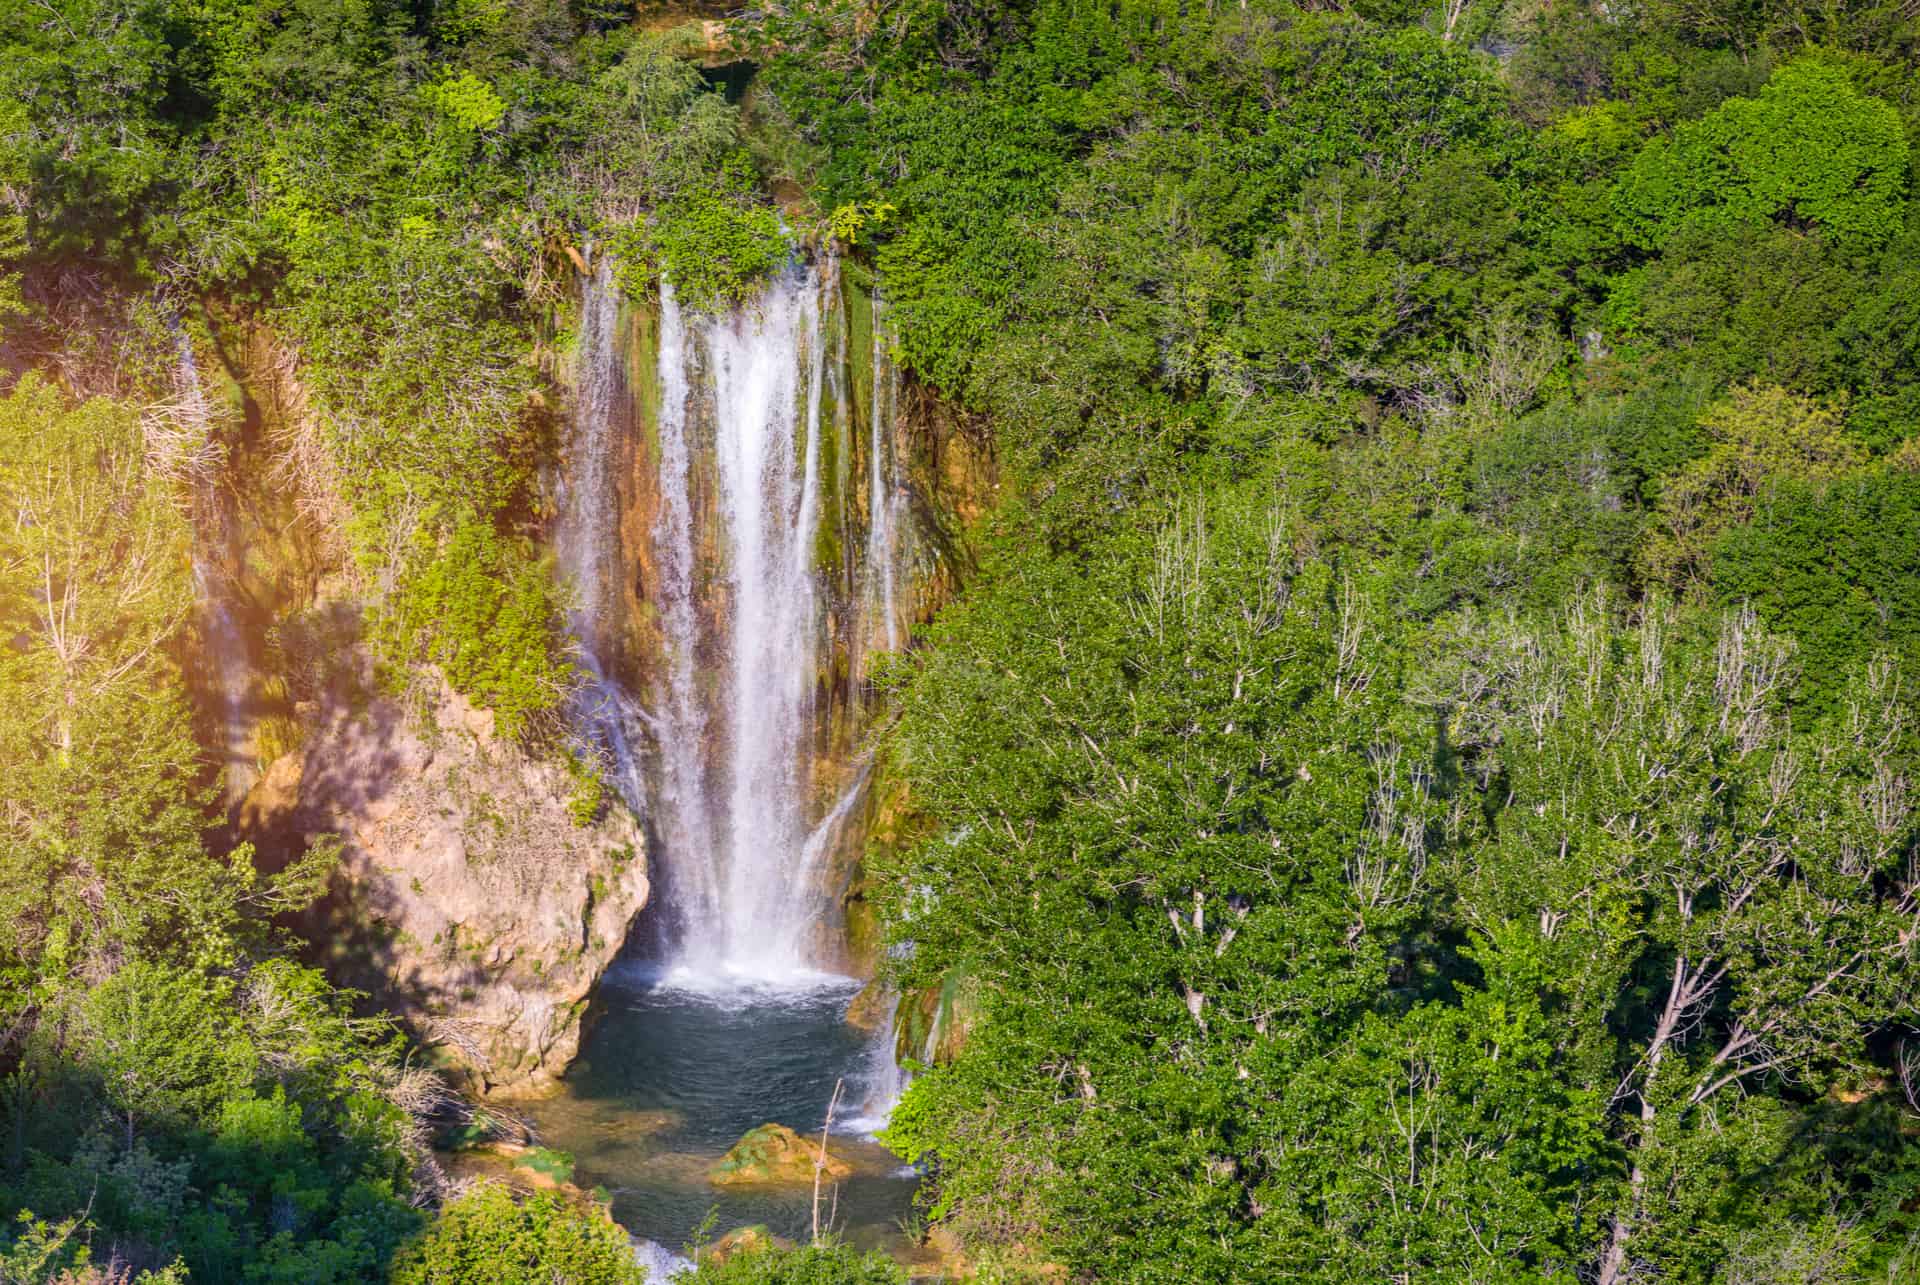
[611,155,792,313]
[388,1184,643,1285]
[378,519,577,742]
[685,1241,906,1284]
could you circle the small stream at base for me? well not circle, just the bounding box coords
[518,963,918,1269]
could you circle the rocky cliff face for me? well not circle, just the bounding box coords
[241,663,650,1099]
[175,319,653,1099]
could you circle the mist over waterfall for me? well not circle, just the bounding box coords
[559,257,910,986]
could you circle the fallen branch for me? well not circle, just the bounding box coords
[812,1077,845,1246]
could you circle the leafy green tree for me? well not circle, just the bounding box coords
[0,375,191,764]
[1712,467,1920,714]
[1639,384,1865,589]
[376,518,575,741]
[0,1210,187,1282]
[1615,61,1910,251]
[67,963,256,1134]
[612,154,793,313]
[0,376,421,1282]
[877,490,1465,1276]
[0,0,186,263]
[0,377,238,1003]
[1253,985,1606,1277]
[1430,600,1920,1284]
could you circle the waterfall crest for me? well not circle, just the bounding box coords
[562,259,910,985]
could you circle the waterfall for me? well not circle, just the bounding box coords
[865,298,903,654]
[556,260,648,813]
[175,337,252,806]
[646,280,721,950]
[561,257,912,986]
[692,268,828,977]
[844,989,912,1137]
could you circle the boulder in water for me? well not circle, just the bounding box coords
[843,978,894,1033]
[708,1123,851,1186]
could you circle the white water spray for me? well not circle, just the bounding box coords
[632,1238,694,1281]
[563,260,912,992]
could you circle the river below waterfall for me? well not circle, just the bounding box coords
[518,962,921,1269]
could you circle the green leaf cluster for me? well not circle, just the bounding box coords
[387,1184,642,1285]
[610,155,795,314]
[1614,60,1910,249]
[376,518,575,742]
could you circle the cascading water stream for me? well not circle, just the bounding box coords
[845,991,913,1137]
[865,297,903,655]
[555,259,649,815]
[645,279,722,954]
[174,336,253,806]
[697,271,828,978]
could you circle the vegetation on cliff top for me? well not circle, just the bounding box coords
[0,0,797,748]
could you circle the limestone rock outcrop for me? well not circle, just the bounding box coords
[242,665,648,1098]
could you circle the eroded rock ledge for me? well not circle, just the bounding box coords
[242,667,648,1098]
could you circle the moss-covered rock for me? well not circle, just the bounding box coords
[843,977,894,1032]
[709,1123,852,1186]
[895,968,981,1067]
[698,1225,796,1265]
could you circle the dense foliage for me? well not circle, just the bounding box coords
[388,1185,644,1285]
[682,1242,905,1285]
[0,358,653,1285]
[0,378,430,1279]
[4,0,1920,1276]
[739,0,1920,1278]
[0,0,794,741]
